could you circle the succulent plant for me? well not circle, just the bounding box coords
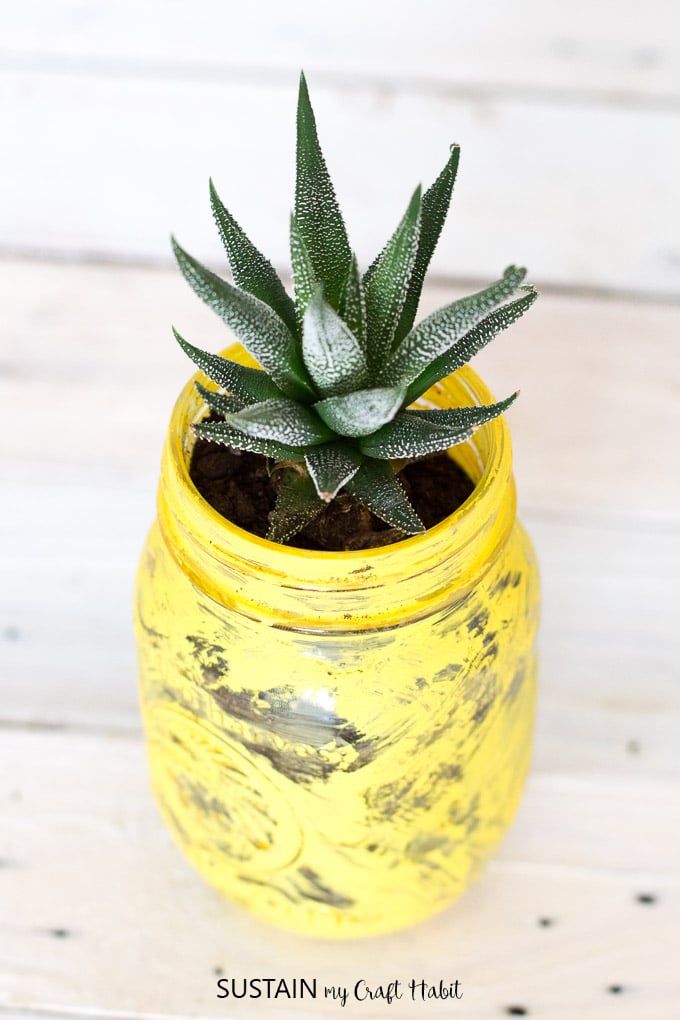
[173,73,537,543]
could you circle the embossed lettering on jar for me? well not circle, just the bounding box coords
[134,361,540,938]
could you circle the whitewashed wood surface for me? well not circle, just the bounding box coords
[2,2,680,296]
[1,255,679,1019]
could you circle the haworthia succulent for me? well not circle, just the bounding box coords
[346,461,425,535]
[192,420,305,461]
[172,238,315,401]
[364,186,422,370]
[267,469,325,543]
[209,179,298,335]
[295,72,352,307]
[302,288,370,397]
[174,74,538,543]
[173,329,283,404]
[314,386,407,437]
[359,411,474,459]
[223,398,334,446]
[304,442,364,501]
[380,266,527,388]
[393,145,460,345]
[404,287,538,403]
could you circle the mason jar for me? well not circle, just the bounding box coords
[134,355,540,938]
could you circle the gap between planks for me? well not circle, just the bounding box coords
[2,51,680,114]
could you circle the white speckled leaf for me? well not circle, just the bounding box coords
[359,411,473,459]
[412,393,518,431]
[364,186,422,368]
[192,420,304,461]
[267,469,324,543]
[394,145,460,345]
[302,288,370,398]
[173,329,284,404]
[338,254,368,349]
[381,266,527,387]
[295,73,352,308]
[346,461,425,535]
[194,382,247,415]
[314,386,406,438]
[305,442,364,501]
[224,398,334,446]
[209,179,297,335]
[405,287,538,402]
[172,238,314,400]
[290,213,318,328]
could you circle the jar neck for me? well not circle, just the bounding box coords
[157,363,516,630]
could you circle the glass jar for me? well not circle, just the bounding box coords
[134,356,540,938]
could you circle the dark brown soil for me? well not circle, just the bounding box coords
[189,430,475,552]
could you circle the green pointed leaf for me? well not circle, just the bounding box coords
[174,328,284,404]
[381,266,528,388]
[304,442,364,501]
[410,393,518,431]
[224,398,334,447]
[192,420,305,461]
[394,145,460,344]
[194,381,247,415]
[209,179,297,335]
[314,386,406,438]
[172,237,314,401]
[290,213,318,327]
[302,287,370,397]
[346,461,425,535]
[267,470,324,543]
[295,72,352,307]
[359,410,473,459]
[405,286,538,402]
[338,254,367,348]
[364,186,422,368]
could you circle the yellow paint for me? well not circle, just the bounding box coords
[134,352,540,938]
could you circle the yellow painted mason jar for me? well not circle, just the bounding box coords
[134,355,540,938]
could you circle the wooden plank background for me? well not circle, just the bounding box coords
[1,3,679,1018]
[2,2,680,297]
